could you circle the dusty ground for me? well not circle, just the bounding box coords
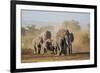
[21,52,90,63]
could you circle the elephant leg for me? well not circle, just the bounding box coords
[68,45,72,55]
[52,47,56,54]
[38,48,41,54]
[53,47,55,54]
[41,47,45,55]
[64,45,67,56]
[37,48,39,54]
[70,44,72,55]
[64,49,67,56]
[58,47,61,55]
[65,48,67,55]
[59,47,62,56]
[68,46,70,55]
[33,48,36,55]
[35,47,37,54]
[44,48,47,54]
[55,46,58,55]
[35,46,38,55]
[60,48,64,56]
[55,47,58,54]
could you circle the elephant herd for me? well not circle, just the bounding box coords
[32,29,74,56]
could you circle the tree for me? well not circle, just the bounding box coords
[62,19,80,32]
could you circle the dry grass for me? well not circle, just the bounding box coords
[21,52,90,63]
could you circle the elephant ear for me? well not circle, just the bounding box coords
[45,30,52,40]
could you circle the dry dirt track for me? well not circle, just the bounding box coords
[21,52,90,63]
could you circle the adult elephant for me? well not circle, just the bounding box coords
[32,36,43,54]
[64,30,74,55]
[40,30,53,54]
[41,39,55,54]
[57,36,68,56]
[54,29,68,56]
[68,32,74,55]
[55,29,74,56]
[52,39,60,55]
[32,30,53,55]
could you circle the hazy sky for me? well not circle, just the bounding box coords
[21,10,90,27]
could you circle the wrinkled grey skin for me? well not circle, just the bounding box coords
[42,39,55,54]
[32,39,56,55]
[55,31,74,56]
[64,31,74,55]
[32,30,74,55]
[32,30,55,55]
[56,37,68,56]
[52,40,59,55]
[32,37,43,54]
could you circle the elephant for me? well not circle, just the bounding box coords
[68,32,74,55]
[54,29,74,56]
[57,36,68,56]
[41,39,57,55]
[52,39,59,55]
[51,29,68,56]
[64,30,74,55]
[32,37,43,54]
[31,29,74,56]
[32,30,53,55]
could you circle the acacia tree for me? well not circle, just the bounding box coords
[62,20,80,32]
